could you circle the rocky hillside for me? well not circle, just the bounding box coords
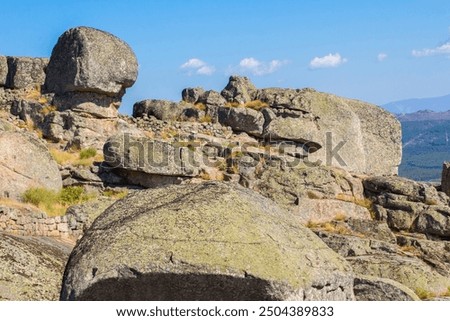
[1,26,449,301]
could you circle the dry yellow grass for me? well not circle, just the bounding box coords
[25,87,41,100]
[41,105,57,115]
[333,212,347,221]
[224,102,241,108]
[194,102,206,111]
[50,148,103,167]
[199,114,212,123]
[244,100,269,110]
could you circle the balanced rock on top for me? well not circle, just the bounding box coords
[45,26,138,98]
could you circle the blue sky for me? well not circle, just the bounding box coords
[1,0,450,115]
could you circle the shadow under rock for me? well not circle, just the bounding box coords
[67,272,277,301]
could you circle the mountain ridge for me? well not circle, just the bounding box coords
[383,93,450,114]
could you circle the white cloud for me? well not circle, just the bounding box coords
[196,65,215,75]
[180,58,215,75]
[377,53,388,62]
[412,42,450,57]
[238,57,288,75]
[309,53,347,69]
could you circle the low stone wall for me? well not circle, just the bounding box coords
[0,204,85,240]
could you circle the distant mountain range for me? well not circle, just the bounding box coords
[396,109,450,121]
[379,94,450,182]
[383,94,450,114]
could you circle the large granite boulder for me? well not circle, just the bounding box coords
[0,233,71,300]
[181,87,205,104]
[4,57,48,89]
[218,106,265,136]
[257,89,401,175]
[104,133,201,182]
[133,99,184,121]
[44,26,138,97]
[0,131,62,199]
[61,182,354,300]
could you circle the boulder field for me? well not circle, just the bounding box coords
[0,26,449,301]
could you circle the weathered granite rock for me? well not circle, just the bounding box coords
[414,206,450,238]
[61,182,355,300]
[5,57,48,89]
[104,133,201,178]
[42,110,140,149]
[442,162,450,197]
[10,99,45,125]
[364,176,450,238]
[295,198,371,224]
[221,75,257,104]
[255,166,365,206]
[345,99,402,176]
[354,276,420,301]
[198,90,227,107]
[0,56,7,86]
[218,106,265,136]
[52,92,121,118]
[181,87,205,104]
[0,131,62,199]
[316,231,450,296]
[396,235,450,277]
[133,99,184,121]
[255,89,401,175]
[45,27,138,97]
[0,233,71,300]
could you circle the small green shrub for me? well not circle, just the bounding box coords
[22,188,58,207]
[79,147,97,160]
[59,186,88,205]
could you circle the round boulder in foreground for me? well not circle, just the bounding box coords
[61,181,354,300]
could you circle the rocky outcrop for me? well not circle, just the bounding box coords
[133,99,185,121]
[316,230,450,297]
[220,75,256,104]
[174,76,402,175]
[0,56,48,90]
[364,176,450,239]
[0,232,71,300]
[35,26,140,148]
[181,87,205,104]
[0,131,62,199]
[61,182,354,300]
[5,57,48,89]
